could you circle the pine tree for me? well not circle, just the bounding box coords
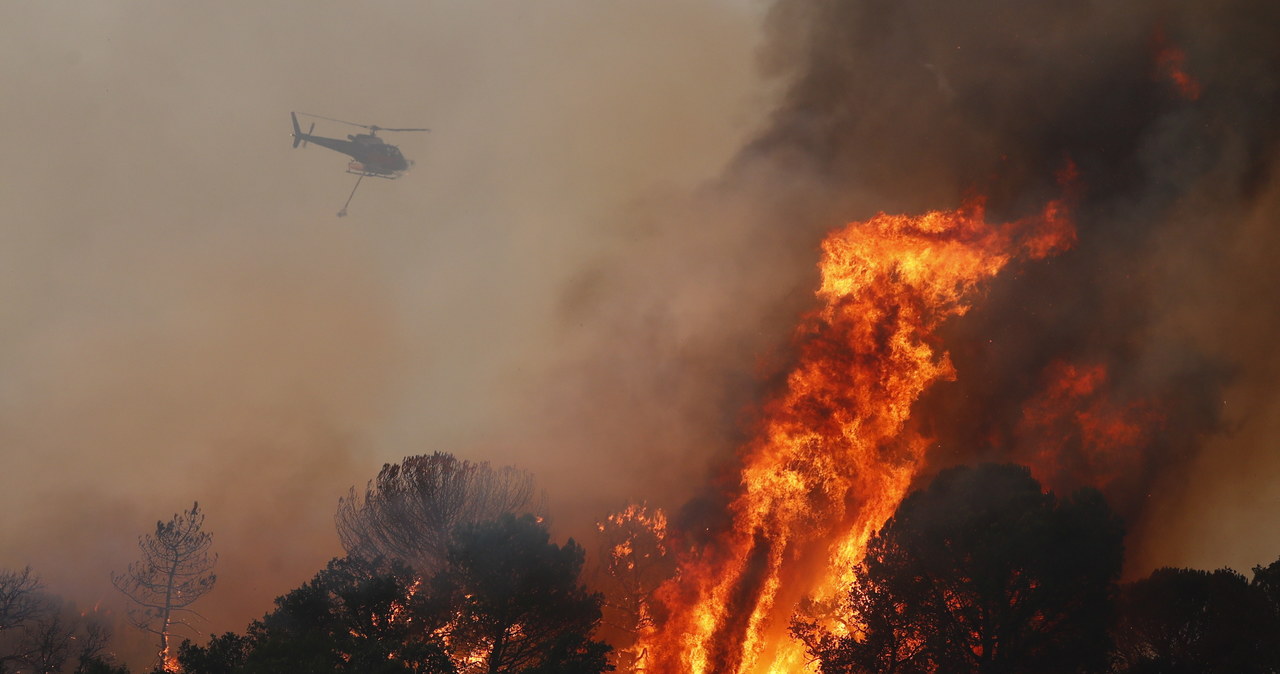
[112,502,217,671]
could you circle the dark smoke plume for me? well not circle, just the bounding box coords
[543,0,1280,573]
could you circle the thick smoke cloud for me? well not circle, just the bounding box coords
[3,0,1279,666]
[0,0,764,659]
[749,0,1280,572]
[527,0,1280,576]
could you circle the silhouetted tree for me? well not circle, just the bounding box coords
[426,514,611,673]
[182,557,454,674]
[0,568,126,674]
[176,632,251,674]
[336,453,542,573]
[111,502,217,670]
[22,611,77,673]
[796,463,1124,674]
[72,619,128,674]
[1111,566,1280,673]
[0,567,43,637]
[1,567,44,671]
[181,514,608,673]
[76,654,131,674]
[1252,556,1280,619]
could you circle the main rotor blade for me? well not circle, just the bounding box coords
[296,113,428,133]
[295,112,372,130]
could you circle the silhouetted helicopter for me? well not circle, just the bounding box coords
[290,111,428,216]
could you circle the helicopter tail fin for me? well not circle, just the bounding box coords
[291,112,304,148]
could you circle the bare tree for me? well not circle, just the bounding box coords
[336,452,542,573]
[111,502,217,671]
[0,567,42,636]
[0,568,121,673]
[0,567,46,671]
[74,619,117,673]
[22,611,75,673]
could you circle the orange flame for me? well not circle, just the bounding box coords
[643,192,1076,673]
[598,503,671,671]
[1015,360,1165,492]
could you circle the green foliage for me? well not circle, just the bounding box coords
[796,463,1124,674]
[181,557,452,674]
[179,514,610,674]
[176,632,251,674]
[427,514,611,673]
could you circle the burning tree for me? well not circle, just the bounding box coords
[590,503,675,672]
[426,513,610,674]
[336,452,542,573]
[179,514,610,674]
[643,194,1077,672]
[794,464,1123,674]
[112,501,217,671]
[205,556,455,674]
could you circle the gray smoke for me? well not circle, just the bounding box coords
[0,1,765,660]
[520,0,1280,579]
[3,3,1278,666]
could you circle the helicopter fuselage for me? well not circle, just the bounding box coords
[294,130,410,177]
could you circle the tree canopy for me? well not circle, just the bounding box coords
[111,502,217,670]
[243,557,451,674]
[179,514,610,674]
[796,463,1124,674]
[0,566,126,674]
[336,453,542,574]
[1111,566,1280,673]
[426,514,610,674]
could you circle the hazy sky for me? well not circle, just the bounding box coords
[0,0,770,638]
[3,0,1279,662]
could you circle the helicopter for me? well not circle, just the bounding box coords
[290,111,428,216]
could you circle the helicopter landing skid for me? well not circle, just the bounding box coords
[335,170,403,217]
[346,161,400,179]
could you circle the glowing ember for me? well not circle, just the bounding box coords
[1153,30,1201,101]
[643,191,1076,673]
[434,615,491,671]
[387,578,422,626]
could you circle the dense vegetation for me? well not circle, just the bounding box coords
[795,464,1280,674]
[5,459,1280,673]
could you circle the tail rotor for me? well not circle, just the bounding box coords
[290,112,314,149]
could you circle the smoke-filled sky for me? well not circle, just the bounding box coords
[0,0,769,639]
[3,0,1279,658]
